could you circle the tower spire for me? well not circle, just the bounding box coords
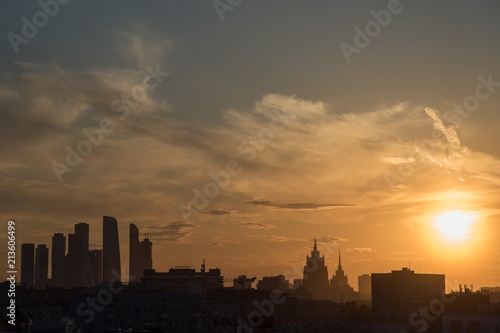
[338,249,342,268]
[313,237,317,251]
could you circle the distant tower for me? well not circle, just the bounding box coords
[129,224,153,282]
[103,216,121,282]
[64,223,94,288]
[35,244,49,289]
[51,233,66,287]
[64,233,79,288]
[21,243,35,289]
[332,250,348,286]
[330,249,356,301]
[141,236,153,272]
[358,274,372,301]
[302,238,330,299]
[75,223,89,254]
[129,223,141,282]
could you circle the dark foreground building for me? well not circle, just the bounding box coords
[372,267,445,332]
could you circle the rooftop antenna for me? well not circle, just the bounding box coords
[201,259,206,273]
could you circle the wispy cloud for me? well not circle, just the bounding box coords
[219,220,275,230]
[244,199,356,210]
[346,247,376,253]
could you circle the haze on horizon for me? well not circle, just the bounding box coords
[0,1,499,290]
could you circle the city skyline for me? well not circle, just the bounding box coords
[1,1,499,295]
[11,220,493,293]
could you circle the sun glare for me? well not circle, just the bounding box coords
[434,210,477,241]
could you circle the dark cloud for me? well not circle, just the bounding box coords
[244,200,356,210]
[219,221,275,230]
[203,209,242,216]
[145,221,198,242]
[245,199,273,206]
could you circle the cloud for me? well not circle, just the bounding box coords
[346,247,376,253]
[145,221,199,242]
[245,199,273,206]
[424,107,461,149]
[244,200,356,210]
[203,209,242,216]
[261,235,290,243]
[238,222,276,230]
[219,221,275,230]
[210,237,241,246]
[316,236,348,243]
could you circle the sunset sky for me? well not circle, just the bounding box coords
[1,1,499,290]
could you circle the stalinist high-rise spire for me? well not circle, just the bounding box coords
[338,249,342,269]
[303,238,329,299]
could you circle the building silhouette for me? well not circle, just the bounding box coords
[35,244,49,289]
[142,266,223,297]
[330,250,356,301]
[75,223,89,254]
[372,267,445,325]
[232,275,255,289]
[358,274,371,301]
[64,233,79,288]
[51,233,66,287]
[103,216,121,282]
[88,249,102,286]
[257,275,290,291]
[302,238,330,300]
[64,223,96,288]
[129,223,153,282]
[21,243,35,289]
[140,237,153,274]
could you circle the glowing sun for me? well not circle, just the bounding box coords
[434,210,477,241]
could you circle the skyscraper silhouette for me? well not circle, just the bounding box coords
[88,249,103,286]
[21,243,35,289]
[302,238,330,299]
[330,250,356,301]
[141,236,153,273]
[35,244,49,289]
[75,222,94,287]
[129,223,141,282]
[64,233,79,288]
[64,223,95,288]
[75,223,89,253]
[51,233,66,287]
[103,216,121,282]
[129,223,153,282]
